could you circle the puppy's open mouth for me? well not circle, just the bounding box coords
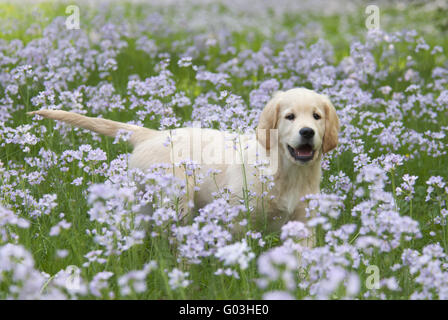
[287,144,315,162]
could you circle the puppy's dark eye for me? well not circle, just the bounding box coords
[313,113,321,120]
[285,114,295,121]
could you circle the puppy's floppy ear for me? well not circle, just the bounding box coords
[256,91,283,150]
[321,95,340,154]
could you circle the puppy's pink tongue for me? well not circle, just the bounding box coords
[297,146,312,156]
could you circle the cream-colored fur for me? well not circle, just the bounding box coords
[28,88,339,246]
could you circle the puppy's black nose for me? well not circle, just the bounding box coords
[300,127,315,139]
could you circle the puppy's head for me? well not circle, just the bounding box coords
[256,88,339,166]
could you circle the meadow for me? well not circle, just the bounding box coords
[0,0,448,299]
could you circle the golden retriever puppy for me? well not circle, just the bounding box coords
[29,88,339,245]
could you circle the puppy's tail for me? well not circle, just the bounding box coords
[28,109,155,147]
